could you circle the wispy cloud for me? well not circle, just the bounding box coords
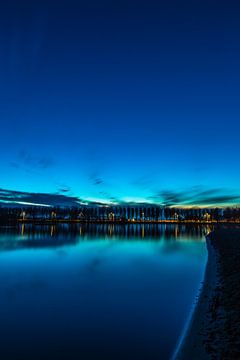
[0,186,239,208]
[0,188,83,207]
[10,150,55,175]
[89,173,104,186]
[19,150,55,170]
[149,187,240,206]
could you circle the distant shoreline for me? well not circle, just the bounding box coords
[174,227,240,359]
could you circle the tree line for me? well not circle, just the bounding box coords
[1,205,240,223]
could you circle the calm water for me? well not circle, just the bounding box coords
[0,224,209,360]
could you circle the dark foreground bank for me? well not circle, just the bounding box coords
[175,227,240,359]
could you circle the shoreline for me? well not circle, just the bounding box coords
[173,227,240,359]
[172,233,219,359]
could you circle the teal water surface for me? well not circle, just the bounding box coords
[0,224,209,360]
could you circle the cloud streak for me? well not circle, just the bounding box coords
[149,187,240,206]
[0,188,83,207]
[0,186,239,208]
[18,150,55,170]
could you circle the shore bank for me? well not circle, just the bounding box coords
[174,227,240,359]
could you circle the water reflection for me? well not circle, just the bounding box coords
[0,224,213,251]
[0,224,208,360]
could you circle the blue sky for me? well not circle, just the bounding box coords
[1,0,240,206]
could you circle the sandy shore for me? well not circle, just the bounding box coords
[173,227,240,359]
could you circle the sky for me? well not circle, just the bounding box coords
[1,0,240,207]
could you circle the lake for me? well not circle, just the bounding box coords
[0,224,210,360]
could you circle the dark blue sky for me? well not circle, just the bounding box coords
[1,0,240,206]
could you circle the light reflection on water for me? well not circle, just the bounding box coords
[0,224,210,360]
